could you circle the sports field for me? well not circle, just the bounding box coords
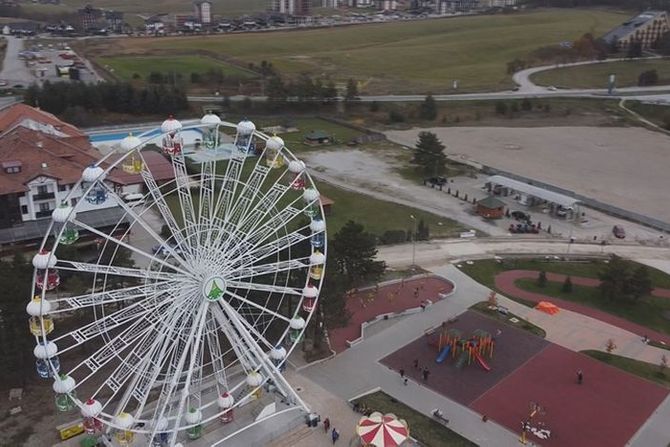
[98,55,258,82]
[87,9,628,94]
[531,58,670,89]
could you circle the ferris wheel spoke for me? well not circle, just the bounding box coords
[212,155,245,225]
[56,260,179,282]
[71,310,159,388]
[209,304,257,373]
[49,281,175,314]
[170,154,200,253]
[226,256,309,280]
[100,184,193,270]
[137,154,194,263]
[217,299,310,410]
[197,160,216,247]
[205,315,228,393]
[228,280,302,297]
[223,162,271,230]
[218,209,306,271]
[227,226,312,272]
[70,219,194,278]
[105,294,199,420]
[148,301,209,442]
[53,289,180,351]
[224,290,292,324]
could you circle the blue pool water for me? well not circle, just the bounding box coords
[88,128,164,143]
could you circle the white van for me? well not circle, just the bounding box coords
[122,193,145,207]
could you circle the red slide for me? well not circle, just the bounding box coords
[475,353,491,372]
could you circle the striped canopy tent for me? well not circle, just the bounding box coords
[356,412,409,447]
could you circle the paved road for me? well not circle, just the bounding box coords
[512,56,666,93]
[377,238,670,269]
[0,35,32,85]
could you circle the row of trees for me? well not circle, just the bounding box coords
[24,81,189,119]
[265,75,358,102]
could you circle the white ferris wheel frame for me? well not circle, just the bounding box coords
[29,118,327,446]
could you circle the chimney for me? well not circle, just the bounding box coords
[36,141,43,148]
[41,162,47,169]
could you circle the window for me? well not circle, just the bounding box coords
[21,205,28,214]
[37,185,48,195]
[58,184,68,192]
[5,166,20,174]
[39,203,50,212]
[71,198,78,206]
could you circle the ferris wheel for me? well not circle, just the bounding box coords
[28,114,327,446]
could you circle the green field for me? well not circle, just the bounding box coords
[582,351,670,388]
[97,55,257,82]
[22,0,267,17]
[352,391,478,447]
[470,301,546,338]
[531,59,670,89]
[90,9,628,94]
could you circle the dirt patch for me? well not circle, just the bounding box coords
[386,126,670,223]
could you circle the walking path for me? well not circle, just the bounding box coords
[297,257,670,446]
[494,269,670,345]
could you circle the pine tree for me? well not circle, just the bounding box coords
[628,266,652,300]
[419,94,438,120]
[412,131,447,177]
[345,78,358,101]
[332,220,386,288]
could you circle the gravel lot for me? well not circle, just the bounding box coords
[385,126,670,223]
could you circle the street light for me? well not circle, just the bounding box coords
[410,214,417,270]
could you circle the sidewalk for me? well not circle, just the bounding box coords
[300,271,522,447]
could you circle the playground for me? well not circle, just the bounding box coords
[328,276,454,353]
[381,310,670,446]
[381,311,548,405]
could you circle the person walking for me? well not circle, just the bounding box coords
[403,378,408,386]
[577,370,583,385]
[323,417,330,433]
[413,359,419,369]
[332,428,340,444]
[399,368,405,379]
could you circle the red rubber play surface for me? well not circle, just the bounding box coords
[328,276,454,353]
[470,344,669,447]
[381,311,548,405]
[495,270,670,344]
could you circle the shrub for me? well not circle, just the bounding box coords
[380,230,407,245]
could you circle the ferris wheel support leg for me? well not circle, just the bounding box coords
[219,301,310,413]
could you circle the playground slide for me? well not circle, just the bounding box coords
[455,350,468,369]
[474,353,491,372]
[435,345,451,364]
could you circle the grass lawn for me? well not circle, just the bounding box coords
[515,278,670,336]
[315,181,466,239]
[87,9,627,94]
[470,301,546,338]
[257,117,364,153]
[625,101,670,129]
[582,350,670,388]
[352,391,478,447]
[97,55,257,82]
[460,258,670,290]
[530,59,670,89]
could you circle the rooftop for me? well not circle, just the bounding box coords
[487,175,580,208]
[602,10,667,42]
[0,103,85,138]
[476,195,505,209]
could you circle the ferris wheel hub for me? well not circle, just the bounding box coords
[202,275,227,301]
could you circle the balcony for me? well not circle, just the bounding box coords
[35,210,52,219]
[32,192,55,201]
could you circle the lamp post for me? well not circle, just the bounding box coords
[410,214,417,270]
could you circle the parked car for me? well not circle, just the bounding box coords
[425,176,448,186]
[511,211,530,221]
[612,225,626,239]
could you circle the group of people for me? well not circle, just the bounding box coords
[322,418,339,444]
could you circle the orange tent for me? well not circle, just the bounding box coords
[535,301,559,315]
